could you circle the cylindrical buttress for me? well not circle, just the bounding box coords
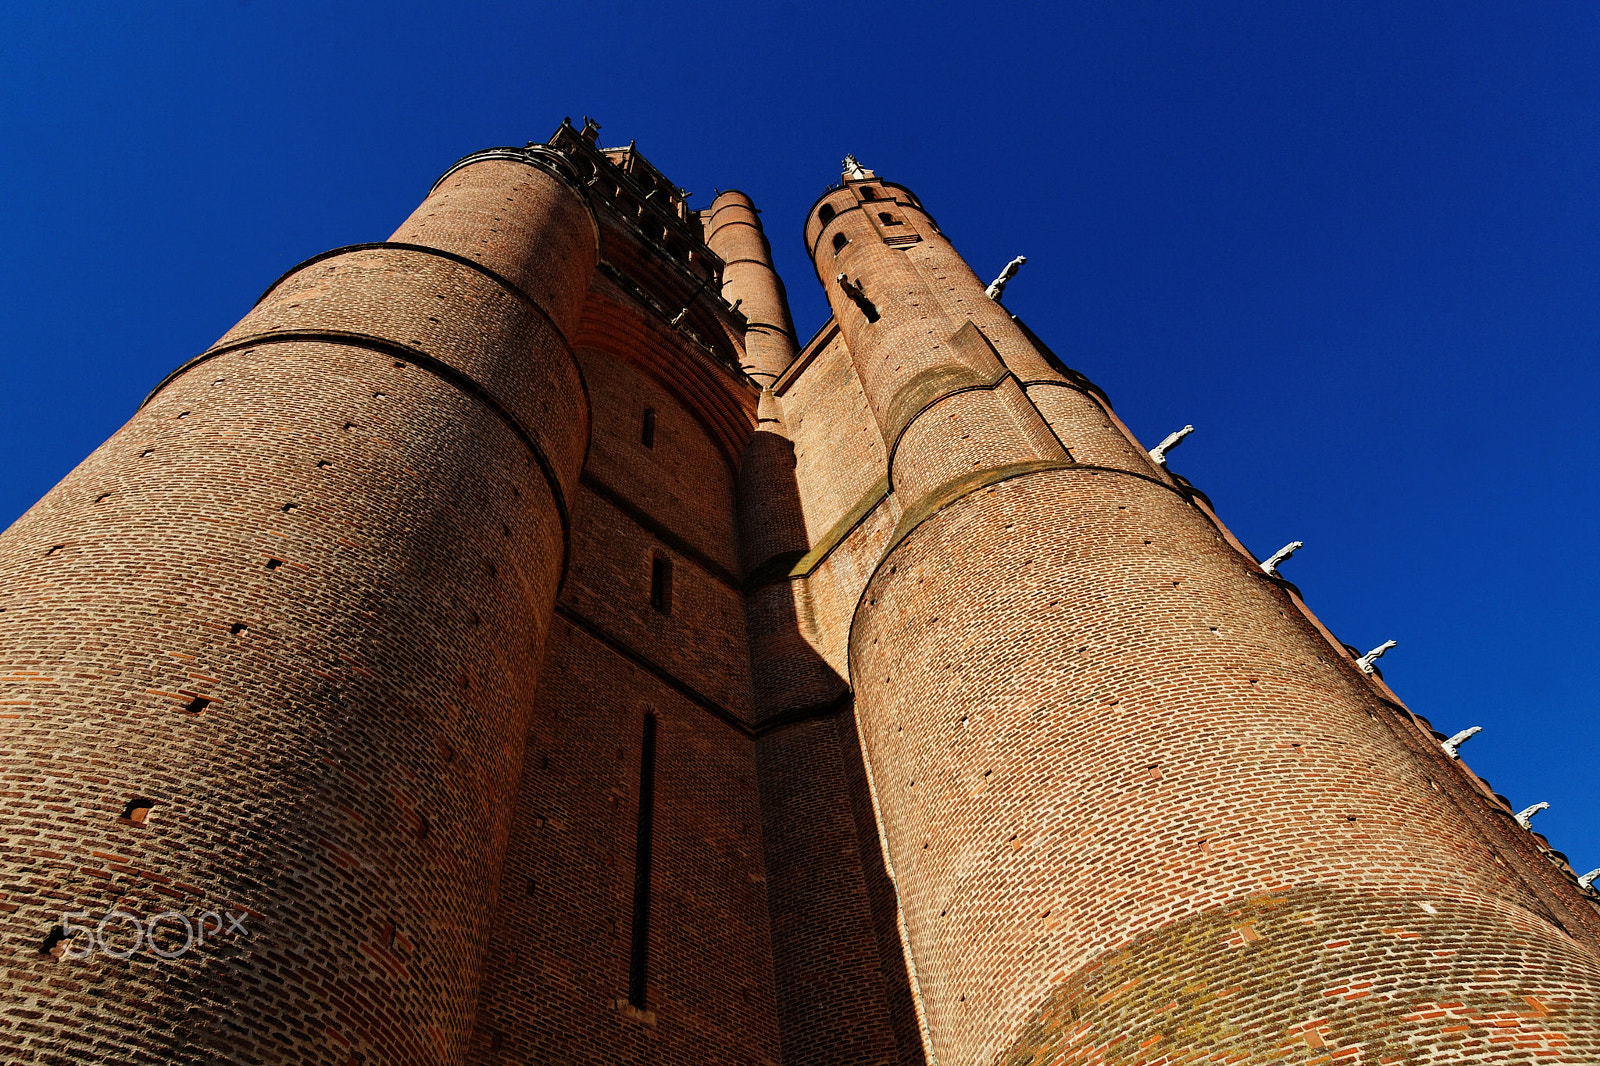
[806,177,1600,1065]
[706,190,798,386]
[0,153,596,1065]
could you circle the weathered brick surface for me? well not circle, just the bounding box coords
[0,339,574,1063]
[775,328,888,549]
[389,155,598,335]
[0,150,595,1063]
[705,191,797,386]
[804,168,1600,1065]
[464,616,778,1066]
[558,477,751,718]
[223,247,589,504]
[5,133,1596,1066]
[1010,885,1600,1064]
[460,129,774,1065]
[755,715,917,1066]
[576,346,741,576]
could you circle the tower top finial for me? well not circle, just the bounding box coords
[842,154,874,181]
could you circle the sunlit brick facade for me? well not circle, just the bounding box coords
[1,120,1596,1065]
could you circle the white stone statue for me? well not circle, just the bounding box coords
[1514,801,1550,829]
[1355,639,1397,674]
[1260,541,1304,577]
[985,256,1027,301]
[1440,726,1481,759]
[1147,425,1194,467]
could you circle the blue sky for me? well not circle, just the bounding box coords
[3,2,1596,876]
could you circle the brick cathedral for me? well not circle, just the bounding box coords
[1,118,1597,1064]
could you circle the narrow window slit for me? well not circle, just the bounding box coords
[46,545,63,556]
[628,713,658,1009]
[641,408,657,449]
[265,558,284,570]
[832,232,849,253]
[282,502,299,512]
[183,696,211,714]
[317,460,332,469]
[230,622,249,636]
[650,557,672,615]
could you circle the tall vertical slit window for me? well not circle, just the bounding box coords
[628,713,658,1010]
[650,556,672,615]
[641,407,657,448]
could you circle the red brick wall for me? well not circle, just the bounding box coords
[705,191,798,387]
[9,134,1594,1066]
[804,172,1600,1065]
[464,165,777,1064]
[754,713,924,1066]
[0,150,596,1064]
[463,616,778,1066]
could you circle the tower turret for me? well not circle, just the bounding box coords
[804,158,1600,1066]
[705,190,799,387]
[0,144,600,1064]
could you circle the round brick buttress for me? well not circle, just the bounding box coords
[806,173,1600,1066]
[0,150,596,1064]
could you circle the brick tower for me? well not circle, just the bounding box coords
[0,124,1595,1065]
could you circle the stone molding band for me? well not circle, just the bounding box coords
[429,145,602,254]
[719,255,783,271]
[140,329,574,577]
[556,604,858,742]
[241,243,595,476]
[845,459,1217,665]
[744,475,890,589]
[880,366,1013,491]
[250,241,575,349]
[579,470,740,590]
[881,371,1136,499]
[742,320,793,337]
[704,219,769,245]
[705,194,759,220]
